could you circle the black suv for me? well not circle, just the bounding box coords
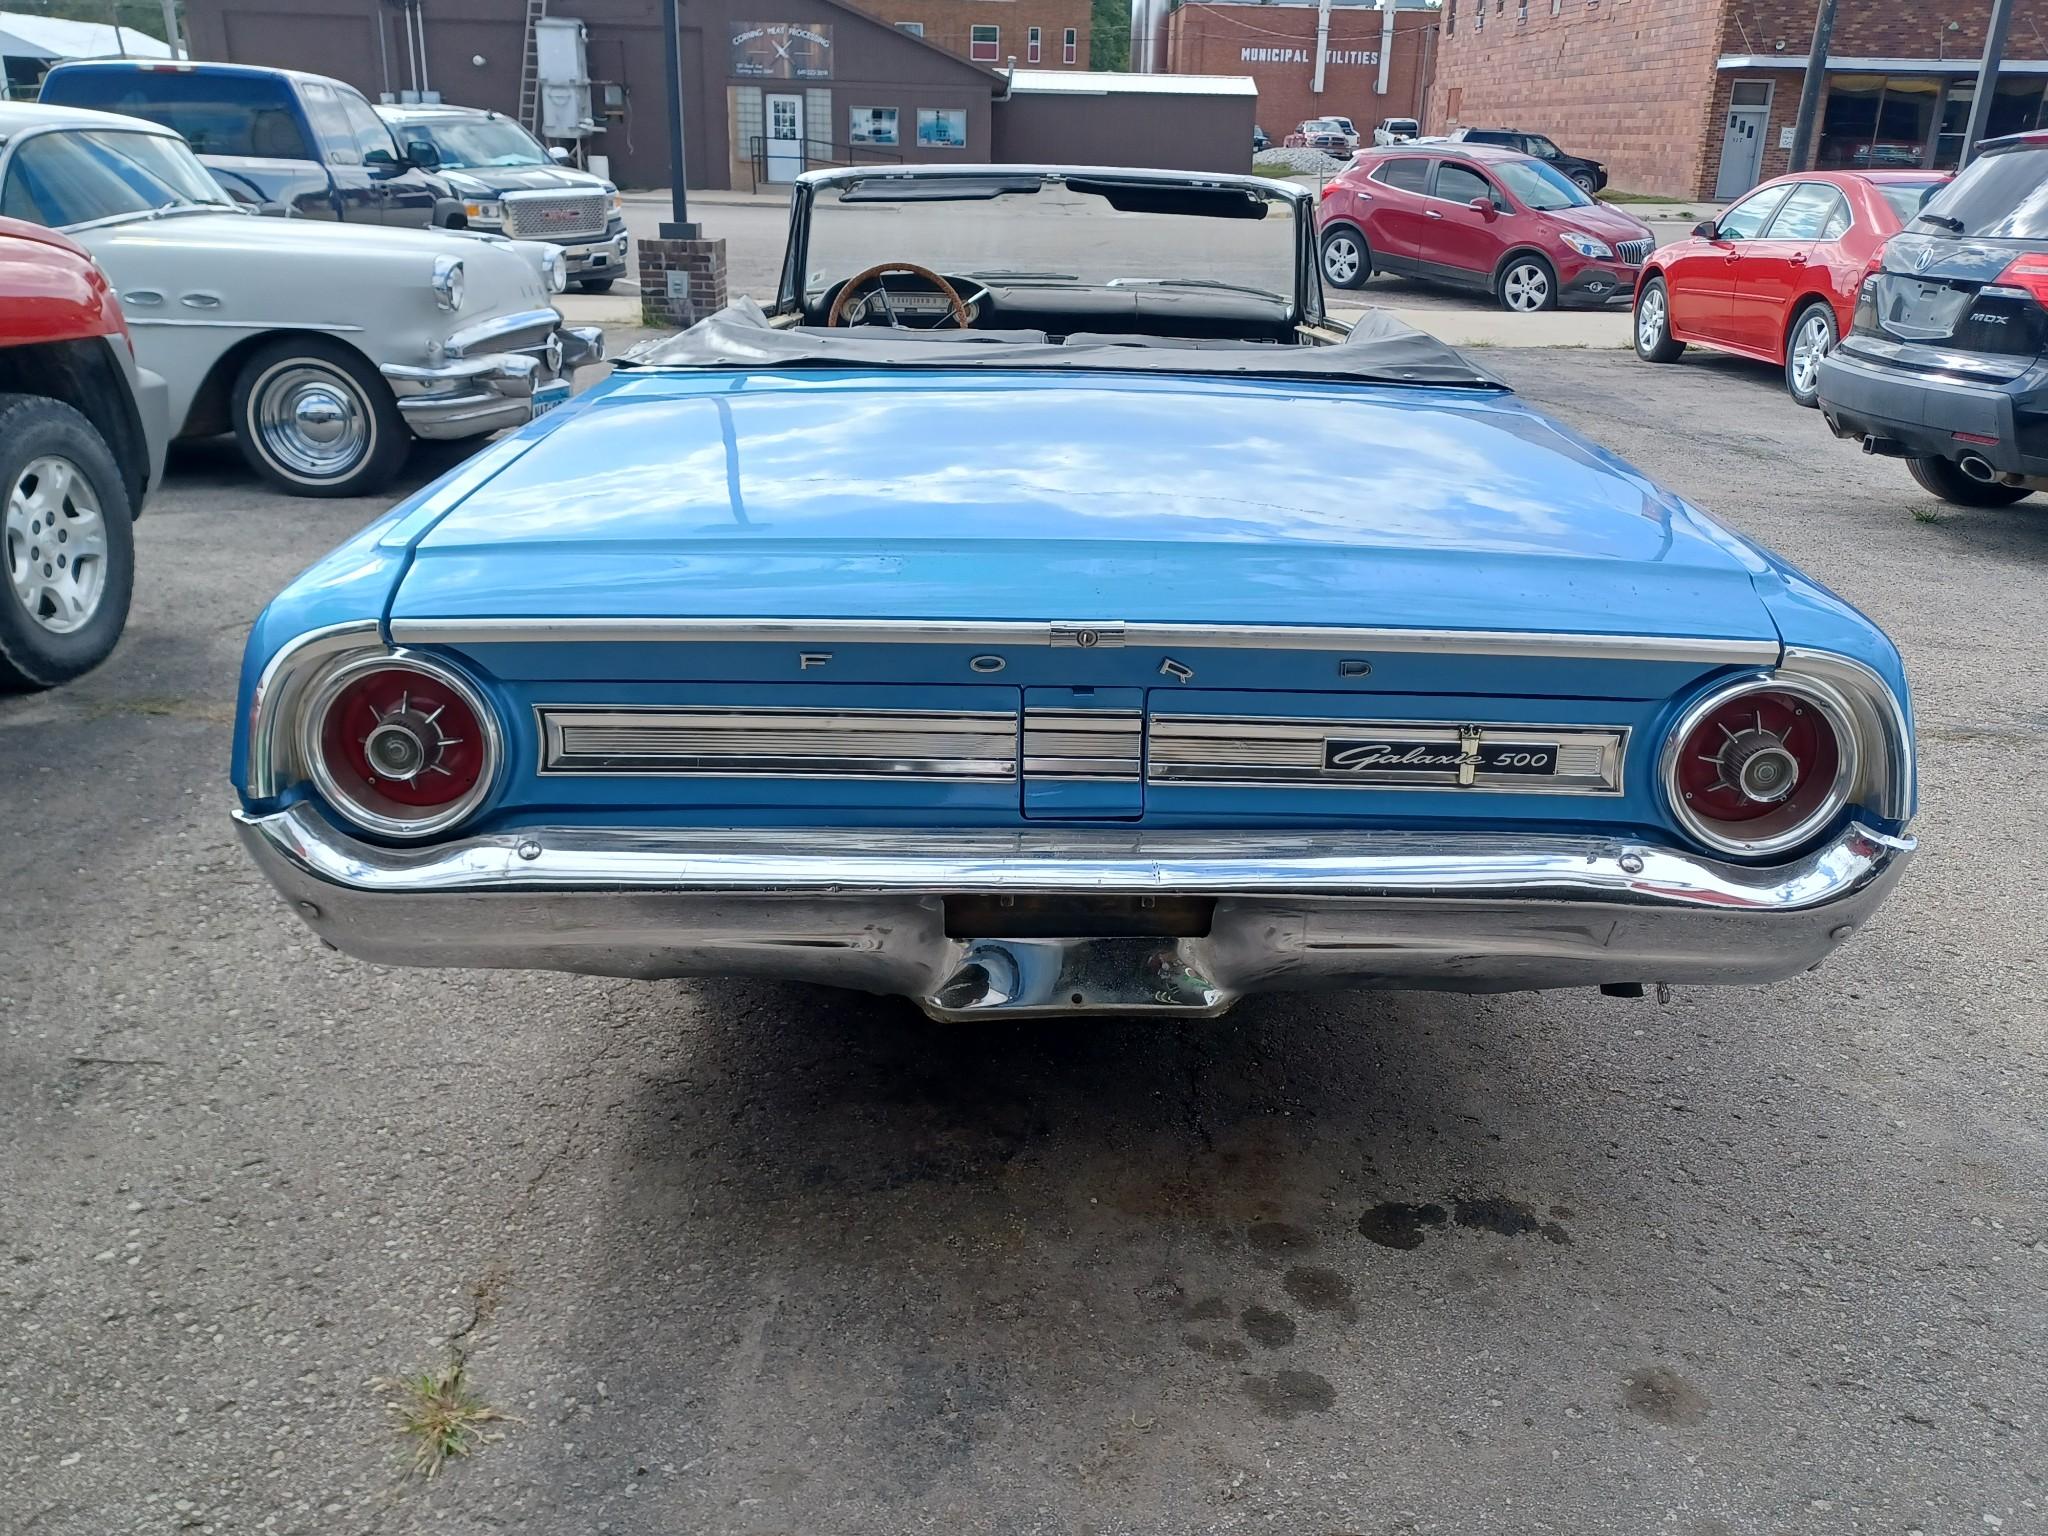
[1445,128,1607,193]
[1818,130,2048,507]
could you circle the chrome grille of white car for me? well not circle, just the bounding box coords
[503,192,608,240]
[1615,238,1653,266]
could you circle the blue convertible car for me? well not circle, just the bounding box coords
[232,166,1915,1018]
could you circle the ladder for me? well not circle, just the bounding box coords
[516,0,548,133]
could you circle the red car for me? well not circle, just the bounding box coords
[1316,143,1656,312]
[0,216,167,690]
[1631,169,1948,406]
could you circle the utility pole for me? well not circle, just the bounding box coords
[1312,0,1333,96]
[1962,0,2018,163]
[1784,0,1838,172]
[658,0,697,236]
[159,0,182,56]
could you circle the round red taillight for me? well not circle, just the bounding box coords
[1664,681,1857,857]
[303,655,498,837]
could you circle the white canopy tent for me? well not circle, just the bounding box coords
[0,9,174,97]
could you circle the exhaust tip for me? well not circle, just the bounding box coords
[1958,454,1998,483]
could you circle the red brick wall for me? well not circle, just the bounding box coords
[1713,0,2048,62]
[875,0,1090,67]
[1165,4,1436,137]
[1425,0,1729,196]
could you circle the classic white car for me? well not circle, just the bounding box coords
[0,102,603,497]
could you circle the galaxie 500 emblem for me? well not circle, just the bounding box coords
[1323,726,1557,786]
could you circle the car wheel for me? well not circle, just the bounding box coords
[0,394,136,692]
[1784,301,1836,407]
[1571,171,1598,194]
[1319,226,1370,289]
[1633,276,1685,363]
[576,277,616,295]
[1905,454,2035,507]
[230,337,408,499]
[1498,255,1558,313]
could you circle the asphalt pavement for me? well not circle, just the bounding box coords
[3,345,2046,1535]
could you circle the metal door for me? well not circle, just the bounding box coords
[1715,82,1772,198]
[765,95,804,183]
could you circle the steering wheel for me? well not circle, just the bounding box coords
[826,261,973,328]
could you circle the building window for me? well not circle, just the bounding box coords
[916,107,968,148]
[970,24,999,62]
[1446,0,1455,34]
[895,20,922,35]
[849,105,899,145]
[1063,26,1077,63]
[1028,26,1041,63]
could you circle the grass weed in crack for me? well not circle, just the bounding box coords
[373,1362,517,1478]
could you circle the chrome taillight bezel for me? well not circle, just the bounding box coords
[297,650,502,840]
[1661,673,1862,858]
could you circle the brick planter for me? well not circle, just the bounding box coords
[637,237,730,330]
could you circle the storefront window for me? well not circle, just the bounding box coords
[850,106,898,146]
[1819,73,2044,171]
[916,108,967,148]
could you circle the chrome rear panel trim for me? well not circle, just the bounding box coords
[1148,714,1628,794]
[390,615,1780,666]
[538,705,1019,780]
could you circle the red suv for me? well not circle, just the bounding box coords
[0,216,167,689]
[1317,144,1656,312]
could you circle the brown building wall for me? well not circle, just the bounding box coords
[180,0,998,190]
[1425,0,1726,196]
[1165,4,1435,137]
[878,0,1091,68]
[990,88,1257,169]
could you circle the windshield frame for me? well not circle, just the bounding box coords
[776,165,1322,325]
[0,122,239,233]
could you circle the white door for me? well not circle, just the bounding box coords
[765,94,804,183]
[1715,81,1772,198]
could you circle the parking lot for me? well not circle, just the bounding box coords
[6,290,2048,1534]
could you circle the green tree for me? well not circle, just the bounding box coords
[1090,0,1129,70]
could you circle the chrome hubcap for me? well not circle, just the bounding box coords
[1790,312,1832,396]
[254,363,371,479]
[1504,263,1550,312]
[1637,288,1667,349]
[1323,236,1361,283]
[4,455,107,635]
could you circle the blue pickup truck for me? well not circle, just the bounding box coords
[38,61,461,228]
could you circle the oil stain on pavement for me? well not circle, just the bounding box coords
[1358,1197,1573,1250]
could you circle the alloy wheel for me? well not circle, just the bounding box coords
[252,362,373,481]
[1323,234,1362,285]
[1502,261,1551,312]
[1637,286,1667,351]
[1789,309,1833,399]
[4,454,108,636]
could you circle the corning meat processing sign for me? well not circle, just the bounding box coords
[731,23,834,79]
[1240,46,1380,65]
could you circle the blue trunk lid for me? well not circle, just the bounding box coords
[388,369,1781,646]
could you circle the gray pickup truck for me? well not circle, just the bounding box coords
[38,61,461,228]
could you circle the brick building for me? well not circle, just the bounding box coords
[882,0,1090,69]
[1427,0,2048,199]
[1165,0,1437,138]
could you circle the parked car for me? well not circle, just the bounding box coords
[1633,170,1948,406]
[1818,129,2048,506]
[1443,127,1608,194]
[1317,143,1655,311]
[1289,118,1357,155]
[1252,124,1270,153]
[38,60,462,228]
[1374,117,1420,145]
[0,216,167,689]
[232,163,1916,1021]
[375,104,629,294]
[0,103,602,498]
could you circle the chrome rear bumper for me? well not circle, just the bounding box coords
[235,806,1912,1019]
